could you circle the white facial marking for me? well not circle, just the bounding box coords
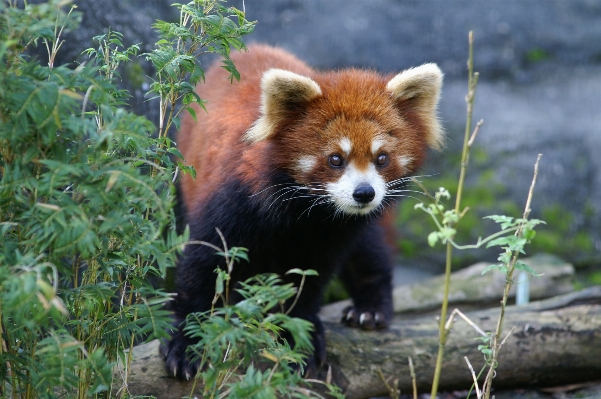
[326,161,386,215]
[398,155,414,169]
[371,138,385,156]
[296,155,317,174]
[339,137,352,156]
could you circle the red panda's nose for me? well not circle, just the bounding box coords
[353,183,376,203]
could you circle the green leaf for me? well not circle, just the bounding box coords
[442,210,459,225]
[215,270,224,295]
[427,231,439,247]
[522,227,536,240]
[514,260,541,276]
[481,263,508,275]
[286,269,318,276]
[485,215,516,229]
[221,58,240,82]
[167,147,184,160]
[486,236,514,248]
[184,106,197,122]
[172,116,180,131]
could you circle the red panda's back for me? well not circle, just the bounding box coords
[177,45,314,211]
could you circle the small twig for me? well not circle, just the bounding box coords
[215,228,229,267]
[521,154,542,223]
[376,368,400,399]
[498,326,516,351]
[410,177,435,201]
[468,119,484,147]
[284,273,306,315]
[444,309,457,331]
[465,357,482,399]
[185,240,222,253]
[81,85,94,121]
[172,165,179,184]
[408,357,418,399]
[451,308,487,337]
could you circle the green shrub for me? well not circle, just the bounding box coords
[0,1,183,397]
[0,0,260,398]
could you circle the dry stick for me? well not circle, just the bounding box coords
[430,30,479,399]
[481,154,543,399]
[376,368,400,399]
[465,357,482,399]
[449,308,487,337]
[408,357,418,399]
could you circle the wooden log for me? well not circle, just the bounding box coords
[324,287,601,399]
[114,287,601,399]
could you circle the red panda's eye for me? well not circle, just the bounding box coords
[329,154,343,167]
[376,154,389,166]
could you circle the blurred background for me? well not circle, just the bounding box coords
[53,0,601,281]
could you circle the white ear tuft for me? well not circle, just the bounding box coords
[243,69,322,143]
[387,63,444,150]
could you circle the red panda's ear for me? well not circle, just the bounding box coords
[387,63,444,151]
[243,69,322,143]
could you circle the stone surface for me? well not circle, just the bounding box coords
[321,254,575,322]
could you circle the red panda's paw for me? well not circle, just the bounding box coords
[159,330,199,381]
[341,305,390,330]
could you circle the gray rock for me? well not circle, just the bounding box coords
[320,253,576,321]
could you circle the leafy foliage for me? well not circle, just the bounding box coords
[0,0,187,397]
[180,239,342,399]
[145,0,256,151]
[0,1,342,398]
[414,189,544,260]
[413,33,545,399]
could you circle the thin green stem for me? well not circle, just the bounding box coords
[447,227,520,250]
[430,31,478,399]
[455,36,478,214]
[481,154,542,398]
[285,273,307,315]
[430,242,453,397]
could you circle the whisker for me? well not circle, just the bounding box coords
[268,187,302,209]
[386,174,437,188]
[386,189,428,197]
[298,196,331,220]
[384,194,425,202]
[250,182,299,197]
[282,194,328,203]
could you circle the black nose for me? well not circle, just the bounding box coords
[353,183,375,203]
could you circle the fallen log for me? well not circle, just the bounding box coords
[325,286,601,399]
[114,287,601,399]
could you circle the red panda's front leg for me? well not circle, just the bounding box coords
[159,243,220,380]
[338,222,394,330]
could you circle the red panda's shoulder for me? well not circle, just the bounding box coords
[178,45,314,210]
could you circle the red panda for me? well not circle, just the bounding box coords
[161,44,443,379]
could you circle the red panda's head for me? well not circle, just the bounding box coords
[244,64,443,216]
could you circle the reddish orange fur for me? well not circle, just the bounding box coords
[178,45,314,209]
[179,44,432,213]
[165,45,443,378]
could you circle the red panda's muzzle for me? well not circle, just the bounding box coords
[352,183,376,204]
